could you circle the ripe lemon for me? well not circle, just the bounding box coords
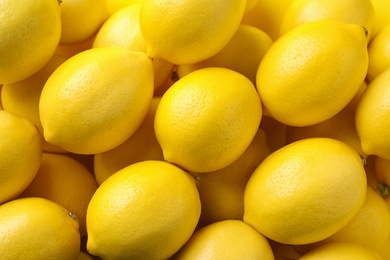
[241,0,293,41]
[177,24,273,84]
[195,128,270,227]
[245,0,259,13]
[299,242,381,260]
[0,197,80,259]
[139,0,246,64]
[59,0,108,44]
[371,0,390,34]
[356,67,390,160]
[0,110,42,205]
[1,53,68,153]
[106,0,143,15]
[39,47,154,154]
[154,67,262,173]
[257,20,368,126]
[295,186,390,254]
[86,160,201,259]
[0,0,61,84]
[280,0,375,40]
[20,152,98,237]
[94,97,164,185]
[244,138,367,245]
[92,4,174,90]
[175,220,274,260]
[367,24,390,82]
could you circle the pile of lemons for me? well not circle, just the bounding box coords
[1,0,390,259]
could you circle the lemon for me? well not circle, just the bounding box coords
[1,53,68,153]
[139,0,246,64]
[86,160,201,259]
[78,251,95,260]
[245,0,259,13]
[367,24,390,82]
[177,24,273,84]
[155,67,262,173]
[0,110,42,205]
[299,242,381,260]
[295,186,390,254]
[106,0,143,15]
[0,0,61,84]
[94,97,164,185]
[257,20,368,126]
[59,0,108,44]
[285,83,368,159]
[244,138,367,245]
[280,0,375,40]
[39,47,154,154]
[20,152,98,237]
[92,4,174,90]
[371,0,390,34]
[0,197,80,259]
[356,67,390,160]
[241,0,293,41]
[195,128,270,227]
[175,220,274,260]
[377,232,390,260]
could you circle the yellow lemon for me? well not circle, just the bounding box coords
[56,35,96,58]
[59,0,108,44]
[0,197,80,260]
[244,0,259,13]
[1,53,68,153]
[244,138,367,245]
[177,24,273,84]
[356,67,390,160]
[0,110,42,205]
[257,20,368,126]
[86,160,201,259]
[106,0,143,15]
[39,48,154,154]
[241,0,293,41]
[285,82,368,159]
[371,0,390,34]
[20,152,99,237]
[295,186,390,254]
[139,0,246,64]
[299,242,381,260]
[78,251,95,260]
[175,220,274,260]
[155,67,262,173]
[377,228,390,260]
[94,97,164,185]
[93,4,174,90]
[194,128,270,227]
[0,0,61,84]
[367,24,390,82]
[280,0,375,40]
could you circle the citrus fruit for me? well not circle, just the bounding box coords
[367,24,390,82]
[86,160,201,259]
[92,4,174,90]
[20,152,99,237]
[94,97,164,185]
[0,110,42,205]
[106,0,143,15]
[256,20,368,126]
[175,220,274,260]
[244,138,367,245]
[241,0,293,41]
[1,53,68,153]
[139,0,246,64]
[0,0,61,84]
[154,67,262,173]
[176,24,273,84]
[39,47,154,154]
[0,197,80,260]
[356,66,390,160]
[59,0,108,44]
[299,242,381,260]
[280,0,375,40]
[370,0,390,34]
[194,128,270,227]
